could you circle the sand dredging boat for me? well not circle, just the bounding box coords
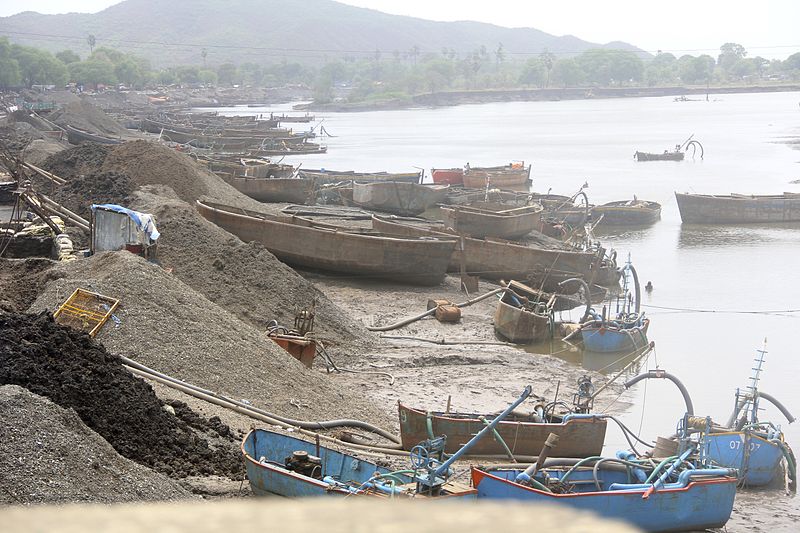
[196,200,457,285]
[675,192,800,223]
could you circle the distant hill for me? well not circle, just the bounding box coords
[0,0,648,67]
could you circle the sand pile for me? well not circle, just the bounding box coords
[0,258,61,313]
[30,251,390,427]
[41,143,114,180]
[47,170,136,219]
[132,189,369,348]
[0,384,192,504]
[100,140,264,206]
[49,99,129,137]
[0,311,242,479]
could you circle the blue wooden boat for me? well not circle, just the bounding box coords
[581,315,650,353]
[243,386,534,499]
[242,429,476,498]
[580,257,650,353]
[472,452,738,532]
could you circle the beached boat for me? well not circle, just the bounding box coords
[399,405,607,457]
[494,285,552,344]
[675,192,800,223]
[64,125,123,145]
[634,150,685,162]
[242,429,475,498]
[431,168,464,185]
[463,170,531,189]
[352,182,449,216]
[220,175,316,204]
[471,460,737,532]
[372,215,602,291]
[196,200,456,285]
[299,169,422,185]
[592,199,661,225]
[441,203,543,240]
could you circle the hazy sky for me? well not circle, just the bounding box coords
[1,0,798,59]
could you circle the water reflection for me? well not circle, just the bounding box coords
[524,339,651,375]
[678,222,800,247]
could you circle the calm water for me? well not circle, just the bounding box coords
[210,92,800,518]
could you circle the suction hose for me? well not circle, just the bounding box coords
[624,370,694,416]
[725,390,796,428]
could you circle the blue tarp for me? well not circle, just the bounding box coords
[91,204,160,241]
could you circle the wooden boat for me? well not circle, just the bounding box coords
[634,150,684,162]
[197,200,456,285]
[64,125,122,145]
[372,215,600,292]
[592,199,661,226]
[431,168,464,185]
[207,158,295,179]
[352,182,448,216]
[399,403,606,457]
[494,285,552,344]
[441,202,543,240]
[242,429,475,498]
[462,163,531,190]
[220,175,316,204]
[299,169,422,185]
[471,462,737,532]
[675,192,800,223]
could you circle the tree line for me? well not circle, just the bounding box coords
[2,36,799,104]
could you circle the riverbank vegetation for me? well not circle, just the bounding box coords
[2,36,799,105]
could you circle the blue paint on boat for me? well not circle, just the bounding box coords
[704,432,784,487]
[242,429,476,498]
[472,464,738,532]
[581,316,650,353]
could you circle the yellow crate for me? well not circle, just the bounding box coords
[53,288,120,337]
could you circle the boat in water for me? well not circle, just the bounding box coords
[634,135,703,163]
[431,167,464,185]
[299,169,422,185]
[675,192,800,223]
[462,162,531,190]
[196,200,457,285]
[592,199,661,226]
[220,175,317,204]
[580,258,649,353]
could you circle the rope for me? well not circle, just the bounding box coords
[641,303,800,315]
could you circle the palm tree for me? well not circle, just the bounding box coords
[87,34,96,54]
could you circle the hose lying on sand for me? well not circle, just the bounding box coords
[366,286,507,332]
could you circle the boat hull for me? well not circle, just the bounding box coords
[441,204,543,240]
[592,201,662,225]
[494,298,551,344]
[635,151,684,162]
[581,319,650,353]
[471,467,736,533]
[398,405,607,457]
[372,216,598,291]
[431,168,464,185]
[675,192,800,223]
[197,201,456,285]
[704,432,784,486]
[242,429,476,499]
[222,175,316,204]
[352,182,448,216]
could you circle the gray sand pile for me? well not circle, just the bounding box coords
[30,251,390,427]
[0,385,191,505]
[0,258,61,313]
[132,188,369,348]
[49,99,129,138]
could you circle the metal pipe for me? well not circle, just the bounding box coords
[624,370,694,416]
[120,355,401,444]
[516,432,559,483]
[433,386,532,477]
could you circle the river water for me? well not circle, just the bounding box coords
[210,91,800,529]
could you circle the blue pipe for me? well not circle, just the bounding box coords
[608,468,737,491]
[616,450,648,483]
[433,386,532,478]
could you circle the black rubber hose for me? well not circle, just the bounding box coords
[624,370,694,416]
